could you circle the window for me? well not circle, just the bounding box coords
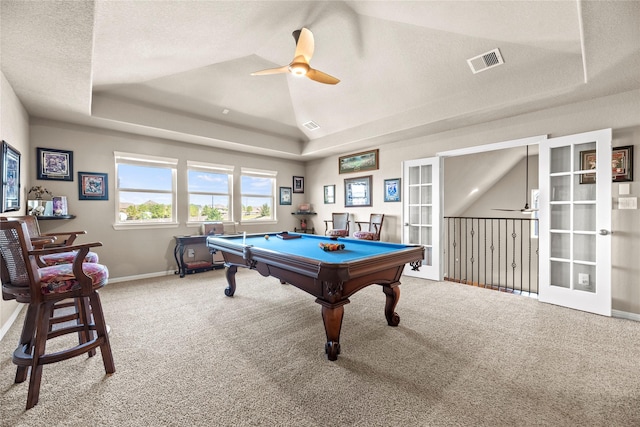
[240,167,276,222]
[114,152,177,228]
[187,161,233,223]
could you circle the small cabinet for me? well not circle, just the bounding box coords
[173,235,224,278]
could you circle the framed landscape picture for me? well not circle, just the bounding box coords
[339,149,379,174]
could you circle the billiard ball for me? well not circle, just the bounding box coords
[264,235,269,240]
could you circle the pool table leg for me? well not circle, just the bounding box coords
[382,285,401,326]
[224,265,237,297]
[320,303,345,361]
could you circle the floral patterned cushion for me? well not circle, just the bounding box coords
[38,263,108,294]
[40,251,99,266]
[353,231,376,240]
[328,229,349,237]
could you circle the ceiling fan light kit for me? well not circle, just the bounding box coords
[251,28,340,85]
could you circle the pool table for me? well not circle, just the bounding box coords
[206,232,424,361]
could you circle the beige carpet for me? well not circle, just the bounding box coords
[1,268,639,426]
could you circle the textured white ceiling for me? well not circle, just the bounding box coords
[2,1,639,160]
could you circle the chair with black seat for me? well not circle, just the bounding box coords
[354,214,385,241]
[0,217,115,409]
[5,215,99,267]
[324,212,350,237]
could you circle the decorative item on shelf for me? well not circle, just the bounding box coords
[52,196,68,216]
[297,203,311,213]
[27,185,52,216]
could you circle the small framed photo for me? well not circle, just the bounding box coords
[324,185,335,204]
[580,145,634,184]
[612,145,633,182]
[344,175,372,207]
[1,140,21,212]
[384,178,401,202]
[52,196,68,216]
[279,187,292,205]
[78,171,108,200]
[37,147,73,181]
[293,176,304,193]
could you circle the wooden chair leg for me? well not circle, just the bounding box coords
[26,302,54,410]
[76,297,97,357]
[14,305,38,384]
[89,291,115,374]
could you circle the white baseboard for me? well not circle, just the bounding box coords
[612,309,640,322]
[108,270,176,284]
[0,304,25,342]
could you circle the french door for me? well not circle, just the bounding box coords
[538,129,612,316]
[402,157,441,280]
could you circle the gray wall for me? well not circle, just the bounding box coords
[0,73,30,334]
[306,89,640,316]
[28,119,306,279]
[1,70,639,338]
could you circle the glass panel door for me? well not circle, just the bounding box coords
[539,129,612,316]
[403,157,441,280]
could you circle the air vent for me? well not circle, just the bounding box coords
[467,48,504,74]
[303,121,320,131]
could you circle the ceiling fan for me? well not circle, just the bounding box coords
[492,145,538,213]
[251,27,340,85]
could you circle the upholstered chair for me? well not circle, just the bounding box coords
[4,216,99,267]
[354,214,385,241]
[0,218,115,409]
[324,212,350,237]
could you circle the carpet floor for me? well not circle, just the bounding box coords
[1,268,639,426]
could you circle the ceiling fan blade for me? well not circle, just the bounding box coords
[491,208,519,212]
[306,68,340,85]
[250,65,290,76]
[294,28,314,62]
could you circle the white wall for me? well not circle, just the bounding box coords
[28,119,306,279]
[0,72,30,337]
[306,89,640,315]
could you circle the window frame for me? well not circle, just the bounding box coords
[186,161,234,225]
[240,167,277,224]
[113,151,178,230]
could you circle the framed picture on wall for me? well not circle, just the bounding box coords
[344,175,372,207]
[78,171,108,200]
[339,149,379,174]
[1,140,21,212]
[384,178,401,202]
[293,176,304,193]
[279,187,292,205]
[324,185,335,204]
[37,147,73,181]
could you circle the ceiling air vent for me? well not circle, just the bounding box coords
[467,48,504,74]
[303,121,320,131]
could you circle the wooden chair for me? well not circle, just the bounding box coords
[324,212,350,237]
[354,214,385,241]
[4,216,98,267]
[0,217,115,409]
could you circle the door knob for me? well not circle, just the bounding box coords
[599,229,611,235]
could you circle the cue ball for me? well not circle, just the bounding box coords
[264,235,269,240]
